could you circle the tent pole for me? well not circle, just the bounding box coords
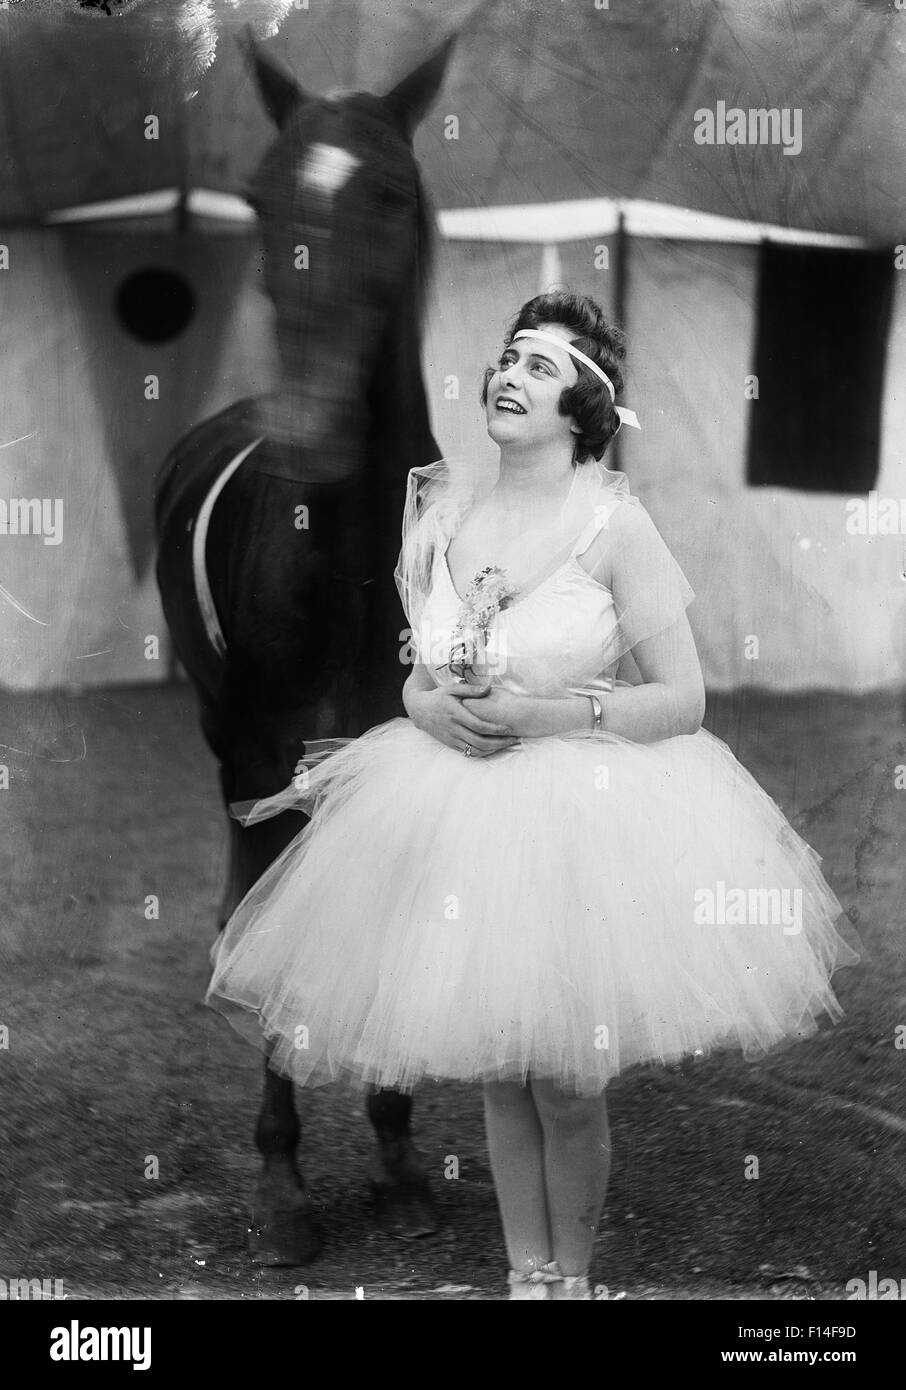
[166,184,189,683]
[612,209,627,473]
[176,186,189,236]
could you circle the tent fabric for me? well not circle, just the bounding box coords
[422,233,906,692]
[747,243,894,494]
[0,225,276,689]
[1,1,903,699]
[59,228,259,578]
[623,237,906,693]
[1,222,904,692]
[1,0,904,243]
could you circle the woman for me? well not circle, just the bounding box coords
[207,291,856,1300]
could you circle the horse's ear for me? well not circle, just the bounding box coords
[240,27,310,130]
[382,33,457,140]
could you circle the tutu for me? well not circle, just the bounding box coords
[206,458,856,1096]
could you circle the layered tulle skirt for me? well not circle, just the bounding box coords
[205,720,856,1096]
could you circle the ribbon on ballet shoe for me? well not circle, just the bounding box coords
[507,1261,564,1300]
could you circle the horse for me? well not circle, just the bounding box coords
[154,31,455,1265]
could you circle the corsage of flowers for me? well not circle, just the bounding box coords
[445,565,518,682]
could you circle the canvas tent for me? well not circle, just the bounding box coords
[0,0,904,690]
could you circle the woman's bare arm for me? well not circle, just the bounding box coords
[461,503,705,743]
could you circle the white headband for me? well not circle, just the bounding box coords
[512,329,640,431]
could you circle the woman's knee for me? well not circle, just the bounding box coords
[483,1078,534,1114]
[530,1077,607,1130]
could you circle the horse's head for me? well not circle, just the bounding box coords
[242,32,454,471]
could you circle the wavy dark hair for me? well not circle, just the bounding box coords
[481,290,627,463]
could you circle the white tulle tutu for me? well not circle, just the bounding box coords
[206,717,856,1096]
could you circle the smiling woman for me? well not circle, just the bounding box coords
[207,287,856,1301]
[481,291,628,465]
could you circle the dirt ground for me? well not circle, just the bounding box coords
[0,681,904,1301]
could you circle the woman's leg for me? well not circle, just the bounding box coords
[482,1080,551,1272]
[529,1078,611,1276]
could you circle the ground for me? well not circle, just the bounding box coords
[0,682,904,1301]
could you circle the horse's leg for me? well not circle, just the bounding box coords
[248,1061,321,1265]
[366,1088,438,1238]
[220,796,321,1265]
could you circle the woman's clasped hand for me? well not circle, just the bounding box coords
[405,681,522,756]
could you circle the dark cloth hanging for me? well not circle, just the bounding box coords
[746,242,894,493]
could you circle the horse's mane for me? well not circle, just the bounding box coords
[412,163,434,330]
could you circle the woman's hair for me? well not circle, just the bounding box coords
[481,290,627,463]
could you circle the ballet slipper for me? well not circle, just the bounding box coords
[507,1261,563,1301]
[548,1273,592,1300]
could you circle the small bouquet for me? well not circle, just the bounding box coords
[446,565,518,682]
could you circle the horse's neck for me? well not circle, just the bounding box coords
[366,295,436,468]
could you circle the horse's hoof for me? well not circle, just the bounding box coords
[247,1208,323,1266]
[370,1179,439,1240]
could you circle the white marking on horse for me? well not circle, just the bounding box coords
[192,438,264,659]
[296,143,361,204]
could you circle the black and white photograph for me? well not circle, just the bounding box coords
[1,0,904,1346]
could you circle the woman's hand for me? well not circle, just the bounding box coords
[406,682,521,757]
[461,686,595,739]
[460,685,527,735]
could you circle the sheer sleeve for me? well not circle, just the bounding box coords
[393,456,489,659]
[579,497,696,668]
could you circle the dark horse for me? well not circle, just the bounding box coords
[154,33,454,1264]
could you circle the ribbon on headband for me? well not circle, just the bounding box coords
[512,329,640,431]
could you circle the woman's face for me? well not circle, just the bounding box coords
[485,320,580,451]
